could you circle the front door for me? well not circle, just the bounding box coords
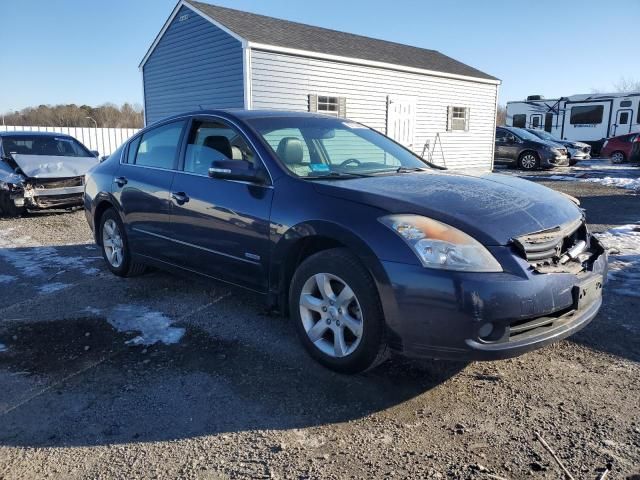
[494,129,519,164]
[529,114,542,130]
[612,109,633,136]
[114,120,186,260]
[166,117,273,292]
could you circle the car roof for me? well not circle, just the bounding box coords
[157,109,342,125]
[0,131,74,138]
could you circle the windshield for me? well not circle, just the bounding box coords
[529,129,558,142]
[246,116,429,178]
[509,127,546,142]
[1,135,94,158]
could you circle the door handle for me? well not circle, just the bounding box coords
[115,176,128,187]
[171,192,190,205]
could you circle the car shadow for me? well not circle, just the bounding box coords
[0,311,466,448]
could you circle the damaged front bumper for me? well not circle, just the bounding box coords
[379,233,607,361]
[3,179,85,210]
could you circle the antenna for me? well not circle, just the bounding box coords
[198,104,204,110]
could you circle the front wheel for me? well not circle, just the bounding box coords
[289,248,388,374]
[99,209,146,277]
[518,152,540,170]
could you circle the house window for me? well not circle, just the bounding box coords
[512,114,526,128]
[309,94,347,117]
[570,105,604,124]
[620,100,632,108]
[448,106,469,131]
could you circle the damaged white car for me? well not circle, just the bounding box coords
[0,132,99,216]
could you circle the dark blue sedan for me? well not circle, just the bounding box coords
[84,110,607,373]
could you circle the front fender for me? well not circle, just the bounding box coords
[270,219,402,342]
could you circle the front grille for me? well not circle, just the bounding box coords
[512,218,588,271]
[33,176,83,189]
[508,307,576,341]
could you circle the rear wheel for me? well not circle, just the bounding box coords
[99,209,146,277]
[0,192,26,217]
[289,248,388,374]
[518,151,540,170]
[610,151,626,164]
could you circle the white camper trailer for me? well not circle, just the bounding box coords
[506,92,640,153]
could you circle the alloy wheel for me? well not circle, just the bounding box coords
[520,154,537,169]
[611,152,625,164]
[102,219,124,268]
[299,273,364,358]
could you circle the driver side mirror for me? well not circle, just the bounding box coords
[90,150,100,157]
[208,159,266,184]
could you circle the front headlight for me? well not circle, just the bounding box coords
[379,215,503,272]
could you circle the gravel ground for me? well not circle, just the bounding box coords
[0,164,639,480]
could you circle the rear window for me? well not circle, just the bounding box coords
[1,135,93,157]
[570,105,604,125]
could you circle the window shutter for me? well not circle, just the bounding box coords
[308,94,318,113]
[446,106,452,132]
[465,107,470,132]
[338,97,347,118]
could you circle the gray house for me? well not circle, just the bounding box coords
[140,0,500,170]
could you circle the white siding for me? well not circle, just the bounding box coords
[250,50,498,170]
[0,126,139,156]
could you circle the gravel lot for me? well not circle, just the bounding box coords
[0,162,639,480]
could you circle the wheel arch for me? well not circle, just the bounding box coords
[270,220,393,319]
[93,195,121,245]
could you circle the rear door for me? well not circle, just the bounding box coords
[113,120,186,261]
[166,116,273,292]
[612,109,633,136]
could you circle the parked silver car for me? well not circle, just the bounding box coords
[526,129,591,165]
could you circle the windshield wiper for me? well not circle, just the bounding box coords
[395,166,426,173]
[305,171,372,179]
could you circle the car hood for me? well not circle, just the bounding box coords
[313,170,583,246]
[9,154,99,179]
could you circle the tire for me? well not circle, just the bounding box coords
[610,151,626,164]
[289,248,388,374]
[517,151,540,170]
[98,208,146,277]
[0,192,26,217]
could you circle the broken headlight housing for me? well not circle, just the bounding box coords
[380,215,503,272]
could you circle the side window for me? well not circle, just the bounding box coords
[512,114,526,128]
[183,120,255,175]
[620,112,630,125]
[133,121,185,169]
[570,105,604,125]
[544,113,553,132]
[127,136,141,164]
[620,100,632,108]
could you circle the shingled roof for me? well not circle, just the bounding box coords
[181,1,498,81]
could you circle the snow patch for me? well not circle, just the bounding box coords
[583,176,640,192]
[107,305,185,346]
[595,225,640,298]
[38,282,71,294]
[0,274,16,284]
[0,228,99,277]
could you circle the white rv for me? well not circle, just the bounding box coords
[506,92,640,153]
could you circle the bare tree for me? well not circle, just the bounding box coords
[613,77,640,93]
[0,103,144,128]
[496,105,507,126]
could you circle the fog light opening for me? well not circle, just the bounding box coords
[478,322,495,340]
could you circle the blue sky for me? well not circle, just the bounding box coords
[2,0,639,112]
